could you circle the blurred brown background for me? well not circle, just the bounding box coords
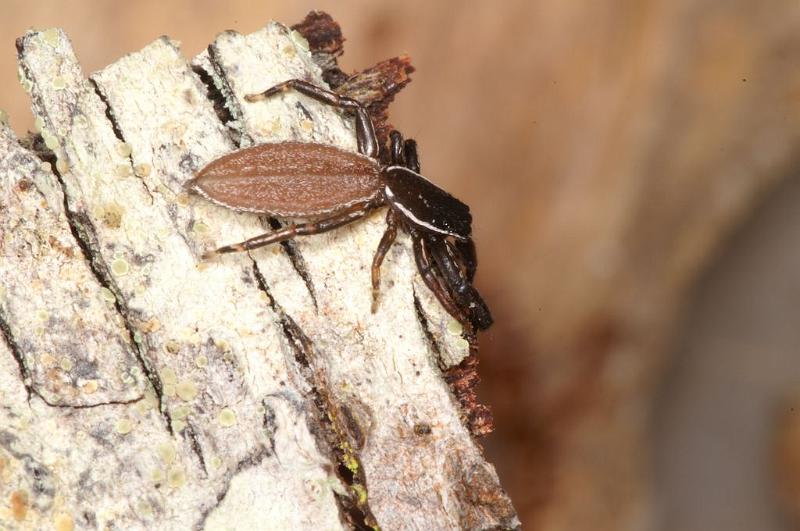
[3,1,800,529]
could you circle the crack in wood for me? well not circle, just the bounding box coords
[184,420,208,476]
[204,42,253,147]
[13,34,172,430]
[43,157,173,434]
[266,217,319,310]
[87,78,155,205]
[0,310,33,400]
[251,262,378,530]
[413,290,448,371]
[193,445,271,531]
[191,64,239,142]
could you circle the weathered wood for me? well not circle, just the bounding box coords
[0,22,518,530]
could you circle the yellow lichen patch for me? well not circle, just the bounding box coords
[136,391,157,415]
[10,490,28,521]
[59,357,73,372]
[192,221,209,235]
[176,380,198,401]
[99,287,116,304]
[446,320,462,336]
[116,142,132,157]
[81,380,98,394]
[455,337,470,350]
[175,192,190,207]
[41,130,59,150]
[136,499,153,518]
[214,338,230,352]
[98,203,124,229]
[218,407,237,427]
[352,483,368,506]
[151,467,165,483]
[171,405,191,420]
[194,355,208,369]
[172,420,186,432]
[163,384,176,398]
[210,456,223,470]
[167,466,186,489]
[55,157,70,175]
[42,28,60,46]
[134,163,152,178]
[157,443,176,465]
[140,318,161,333]
[282,44,296,58]
[52,76,67,90]
[18,67,33,93]
[163,339,181,355]
[115,418,133,435]
[160,367,177,385]
[116,164,132,178]
[111,258,129,276]
[54,513,74,531]
[269,117,282,135]
[339,442,359,475]
[36,309,49,321]
[300,119,314,133]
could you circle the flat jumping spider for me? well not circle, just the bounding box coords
[187,79,492,335]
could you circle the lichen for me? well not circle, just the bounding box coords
[111,258,129,276]
[116,142,132,157]
[167,466,186,489]
[218,407,236,427]
[115,418,133,435]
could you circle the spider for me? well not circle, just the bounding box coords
[186,79,492,334]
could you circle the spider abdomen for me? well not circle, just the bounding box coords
[187,141,383,217]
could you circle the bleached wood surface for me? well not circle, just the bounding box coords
[0,23,518,530]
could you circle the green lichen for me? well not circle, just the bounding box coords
[218,407,237,427]
[351,483,367,506]
[111,258,129,276]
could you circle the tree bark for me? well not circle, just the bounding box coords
[0,22,517,530]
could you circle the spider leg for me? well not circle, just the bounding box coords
[388,129,421,173]
[203,200,380,259]
[449,238,477,283]
[371,210,399,313]
[427,236,493,330]
[389,130,405,165]
[403,138,420,173]
[411,231,470,327]
[245,79,378,158]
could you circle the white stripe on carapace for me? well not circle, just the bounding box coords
[384,182,460,238]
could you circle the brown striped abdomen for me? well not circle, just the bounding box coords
[187,142,383,217]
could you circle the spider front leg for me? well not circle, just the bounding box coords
[371,209,399,313]
[388,129,421,173]
[202,200,380,259]
[427,236,493,330]
[411,231,471,330]
[245,79,378,158]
